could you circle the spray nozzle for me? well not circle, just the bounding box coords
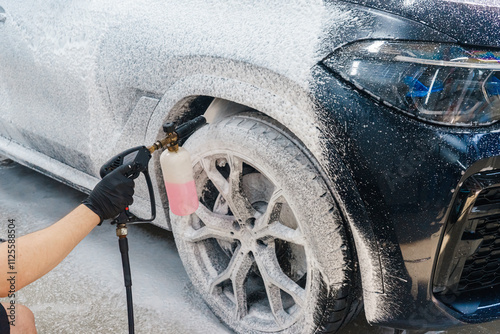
[174,116,206,139]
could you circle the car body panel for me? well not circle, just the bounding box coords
[313,61,500,327]
[340,0,500,47]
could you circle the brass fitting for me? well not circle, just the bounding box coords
[147,123,179,154]
[116,223,128,238]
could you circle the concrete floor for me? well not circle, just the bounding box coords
[0,158,498,333]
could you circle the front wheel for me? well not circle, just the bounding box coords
[171,113,361,333]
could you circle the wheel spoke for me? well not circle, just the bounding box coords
[231,251,254,319]
[263,280,289,325]
[255,188,284,230]
[201,155,256,222]
[196,203,235,231]
[200,157,230,196]
[209,244,253,293]
[254,241,306,308]
[255,222,305,246]
[209,245,254,318]
[183,226,233,243]
[226,154,257,221]
[227,153,244,183]
[183,204,236,242]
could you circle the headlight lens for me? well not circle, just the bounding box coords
[323,41,500,126]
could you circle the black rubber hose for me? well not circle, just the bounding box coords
[119,237,134,334]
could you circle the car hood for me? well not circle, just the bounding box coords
[339,0,500,47]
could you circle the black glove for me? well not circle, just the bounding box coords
[83,168,135,223]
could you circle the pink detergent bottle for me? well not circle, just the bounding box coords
[160,146,199,216]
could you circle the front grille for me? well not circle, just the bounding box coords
[434,166,500,316]
[458,212,500,293]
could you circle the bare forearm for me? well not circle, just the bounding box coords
[0,205,100,296]
[0,166,134,297]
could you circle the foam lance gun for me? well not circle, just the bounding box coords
[99,115,206,334]
[100,115,207,221]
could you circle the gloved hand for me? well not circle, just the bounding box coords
[83,168,135,223]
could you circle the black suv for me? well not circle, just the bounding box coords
[0,0,499,333]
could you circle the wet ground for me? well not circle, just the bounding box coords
[0,158,498,334]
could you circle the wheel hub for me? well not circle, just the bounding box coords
[235,221,262,250]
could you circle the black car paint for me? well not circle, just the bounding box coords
[313,1,500,330]
[341,0,500,47]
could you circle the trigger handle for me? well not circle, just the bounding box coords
[113,163,136,178]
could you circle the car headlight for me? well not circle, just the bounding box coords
[323,40,500,126]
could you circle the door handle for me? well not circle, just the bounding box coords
[0,7,6,23]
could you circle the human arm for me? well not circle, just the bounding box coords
[0,205,100,297]
[0,169,134,297]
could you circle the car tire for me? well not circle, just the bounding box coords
[170,113,361,334]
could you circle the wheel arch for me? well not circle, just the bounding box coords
[144,76,385,311]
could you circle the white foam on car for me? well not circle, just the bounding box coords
[0,0,393,327]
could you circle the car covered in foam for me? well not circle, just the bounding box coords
[1,0,500,332]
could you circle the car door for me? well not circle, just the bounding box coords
[0,2,118,175]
